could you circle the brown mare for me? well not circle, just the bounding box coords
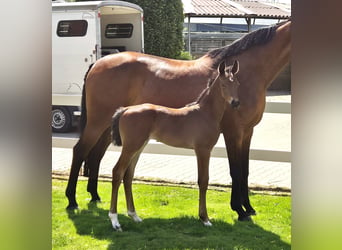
[108,60,240,230]
[65,20,291,222]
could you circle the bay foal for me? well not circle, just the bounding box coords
[108,60,240,231]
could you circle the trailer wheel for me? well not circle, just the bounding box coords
[52,107,72,133]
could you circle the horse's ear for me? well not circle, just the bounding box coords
[232,60,239,74]
[218,61,226,75]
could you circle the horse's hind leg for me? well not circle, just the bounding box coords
[123,151,143,223]
[65,125,106,209]
[65,141,85,209]
[87,127,111,202]
[195,148,212,226]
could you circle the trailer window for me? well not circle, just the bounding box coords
[57,20,88,37]
[105,24,133,38]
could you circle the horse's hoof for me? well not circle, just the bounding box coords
[90,198,101,203]
[247,210,257,216]
[66,203,78,210]
[238,215,252,222]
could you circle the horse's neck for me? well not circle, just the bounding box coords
[240,21,291,91]
[263,22,290,87]
[198,80,226,123]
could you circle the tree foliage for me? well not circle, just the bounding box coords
[73,0,184,58]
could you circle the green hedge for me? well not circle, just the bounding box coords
[128,0,184,58]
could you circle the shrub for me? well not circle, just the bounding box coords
[174,51,193,60]
[127,0,184,58]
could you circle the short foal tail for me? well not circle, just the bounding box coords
[111,107,128,146]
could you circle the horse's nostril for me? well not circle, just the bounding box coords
[231,100,240,109]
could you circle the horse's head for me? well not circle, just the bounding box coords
[218,60,240,109]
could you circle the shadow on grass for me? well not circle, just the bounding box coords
[67,202,290,250]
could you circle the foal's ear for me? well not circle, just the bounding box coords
[232,60,239,74]
[218,61,226,75]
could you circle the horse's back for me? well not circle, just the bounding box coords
[84,51,214,128]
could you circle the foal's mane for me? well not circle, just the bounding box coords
[186,75,217,107]
[207,21,287,68]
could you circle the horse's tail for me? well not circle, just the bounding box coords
[79,63,94,133]
[111,107,128,146]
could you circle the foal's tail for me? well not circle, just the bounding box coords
[111,107,128,146]
[79,63,94,133]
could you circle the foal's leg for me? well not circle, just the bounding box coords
[195,148,212,226]
[241,129,256,216]
[109,149,136,231]
[87,127,111,202]
[123,151,144,223]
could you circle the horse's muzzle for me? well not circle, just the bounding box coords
[230,99,240,109]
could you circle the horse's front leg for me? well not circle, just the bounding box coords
[123,152,143,223]
[224,133,251,221]
[241,128,256,216]
[87,128,111,203]
[195,148,212,226]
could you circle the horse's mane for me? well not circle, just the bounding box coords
[206,22,285,68]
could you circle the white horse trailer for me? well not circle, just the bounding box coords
[52,1,144,132]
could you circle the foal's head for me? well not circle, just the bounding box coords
[217,60,240,109]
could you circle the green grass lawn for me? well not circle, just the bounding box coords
[52,179,290,250]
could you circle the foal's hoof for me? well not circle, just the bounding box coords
[127,211,143,223]
[109,212,123,232]
[113,225,123,232]
[202,220,213,227]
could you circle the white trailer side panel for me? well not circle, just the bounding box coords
[52,11,97,105]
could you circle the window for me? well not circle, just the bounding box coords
[105,23,133,38]
[57,20,88,37]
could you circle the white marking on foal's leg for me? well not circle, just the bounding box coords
[127,210,143,223]
[108,212,122,231]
